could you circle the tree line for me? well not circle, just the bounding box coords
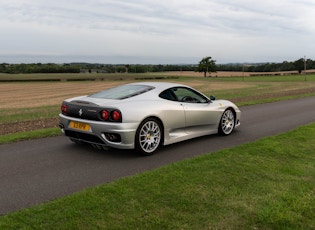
[218,58,315,73]
[0,63,195,74]
[0,58,314,74]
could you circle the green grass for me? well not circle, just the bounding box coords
[0,123,314,229]
[0,128,61,144]
[0,105,59,123]
[208,74,315,82]
[237,92,315,106]
[199,75,315,106]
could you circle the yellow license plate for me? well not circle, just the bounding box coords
[70,121,90,131]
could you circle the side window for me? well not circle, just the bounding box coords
[159,89,178,101]
[173,87,208,103]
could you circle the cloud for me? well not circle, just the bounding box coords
[0,0,314,63]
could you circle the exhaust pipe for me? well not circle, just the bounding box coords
[59,123,65,133]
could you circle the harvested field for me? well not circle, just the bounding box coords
[1,74,315,135]
[0,81,129,109]
[0,80,251,109]
[0,79,252,135]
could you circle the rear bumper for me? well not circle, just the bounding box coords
[59,113,138,149]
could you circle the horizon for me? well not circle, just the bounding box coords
[0,54,307,65]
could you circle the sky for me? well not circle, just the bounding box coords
[0,0,314,64]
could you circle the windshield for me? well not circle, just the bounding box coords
[89,85,154,99]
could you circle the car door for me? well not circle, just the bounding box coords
[172,87,219,132]
[158,89,187,142]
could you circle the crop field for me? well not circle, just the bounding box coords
[0,80,250,109]
[1,72,315,136]
[1,72,315,109]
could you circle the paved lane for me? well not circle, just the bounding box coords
[1,96,315,215]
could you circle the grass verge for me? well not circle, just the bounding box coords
[237,92,315,106]
[0,106,59,123]
[1,123,314,229]
[0,128,60,145]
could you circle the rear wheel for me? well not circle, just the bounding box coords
[135,118,162,156]
[218,109,235,135]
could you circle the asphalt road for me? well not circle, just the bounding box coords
[1,96,315,215]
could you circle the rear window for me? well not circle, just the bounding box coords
[89,85,154,99]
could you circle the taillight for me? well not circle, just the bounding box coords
[61,104,68,115]
[100,109,121,122]
[111,110,121,121]
[101,110,109,120]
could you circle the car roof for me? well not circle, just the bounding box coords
[128,82,187,91]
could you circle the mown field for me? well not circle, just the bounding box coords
[0,72,315,229]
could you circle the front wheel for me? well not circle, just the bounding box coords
[135,118,162,156]
[218,109,235,135]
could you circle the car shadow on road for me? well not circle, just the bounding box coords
[64,141,141,159]
[63,129,242,161]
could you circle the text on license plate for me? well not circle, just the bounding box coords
[70,121,90,131]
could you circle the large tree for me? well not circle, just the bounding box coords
[293,58,305,74]
[198,56,216,77]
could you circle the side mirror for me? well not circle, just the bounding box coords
[210,95,216,101]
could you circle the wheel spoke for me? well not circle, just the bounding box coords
[220,110,235,135]
[138,120,161,153]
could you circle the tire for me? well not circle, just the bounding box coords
[135,118,162,156]
[218,109,235,135]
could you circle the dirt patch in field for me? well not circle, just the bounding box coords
[0,118,59,135]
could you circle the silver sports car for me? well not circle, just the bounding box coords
[59,82,241,155]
